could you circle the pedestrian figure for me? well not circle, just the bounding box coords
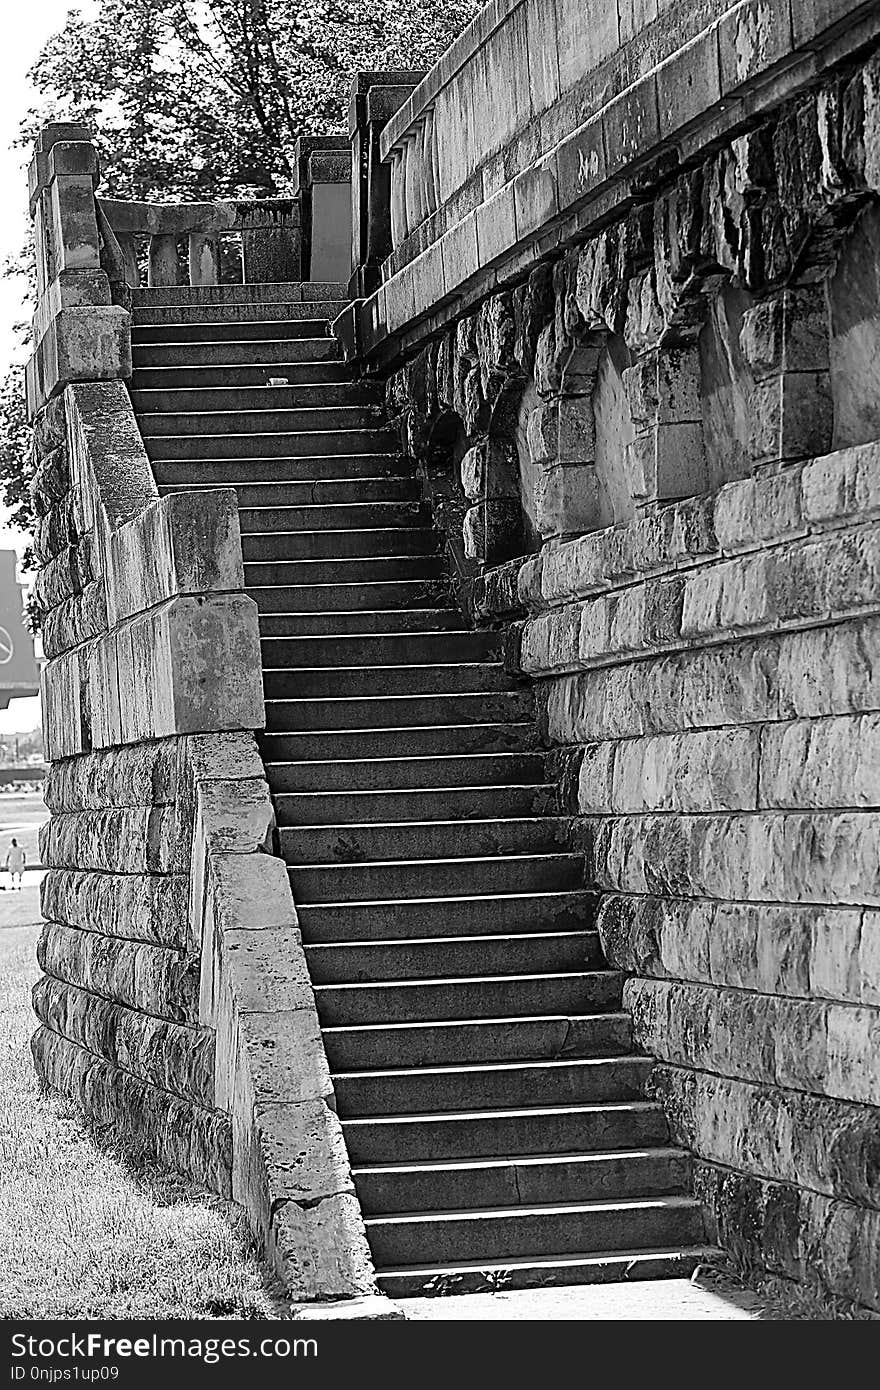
[5,837,25,891]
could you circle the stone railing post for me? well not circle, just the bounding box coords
[26,123,130,419]
[295,135,352,284]
[347,71,425,299]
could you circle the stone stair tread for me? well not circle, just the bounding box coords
[291,817,567,833]
[332,1054,650,1081]
[315,969,619,990]
[298,887,590,908]
[366,1195,700,1223]
[343,1099,662,1125]
[352,1147,689,1176]
[324,1010,626,1034]
[373,1246,716,1292]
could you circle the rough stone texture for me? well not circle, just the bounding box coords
[362,21,880,1313]
[27,121,377,1311]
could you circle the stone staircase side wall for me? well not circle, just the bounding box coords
[370,32,880,1311]
[26,126,377,1305]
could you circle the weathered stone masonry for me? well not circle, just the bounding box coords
[340,2,880,1307]
[26,0,880,1315]
[27,124,378,1306]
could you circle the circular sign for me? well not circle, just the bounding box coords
[0,626,14,665]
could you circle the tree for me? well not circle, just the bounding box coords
[0,0,482,570]
[21,0,482,199]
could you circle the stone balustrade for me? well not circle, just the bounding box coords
[99,196,302,289]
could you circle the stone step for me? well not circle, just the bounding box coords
[247,577,448,611]
[244,557,445,588]
[354,1149,691,1215]
[283,817,568,866]
[322,1011,631,1070]
[131,359,352,386]
[364,1196,705,1267]
[342,1099,666,1164]
[131,340,341,367]
[240,500,427,532]
[242,528,436,562]
[156,455,409,486]
[291,852,584,902]
[263,688,533,732]
[298,890,596,943]
[262,663,511,700]
[375,1246,714,1298]
[160,478,421,509]
[257,609,463,637]
[260,722,537,761]
[303,928,598,981]
[312,970,622,1025]
[144,428,398,459]
[332,1056,654,1117]
[132,380,383,411]
[268,750,544,791]
[130,282,345,306]
[141,404,383,435]
[260,630,499,668]
[273,784,556,826]
[131,308,340,334]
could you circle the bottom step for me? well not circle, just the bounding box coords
[377,1246,716,1298]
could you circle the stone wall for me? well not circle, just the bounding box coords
[360,15,880,1310]
[27,124,380,1310]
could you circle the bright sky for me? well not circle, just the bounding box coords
[0,3,93,732]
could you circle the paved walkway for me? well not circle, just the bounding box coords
[400,1276,768,1320]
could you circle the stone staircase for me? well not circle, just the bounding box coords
[129,284,711,1297]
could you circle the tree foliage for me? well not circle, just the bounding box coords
[1,0,481,565]
[22,0,481,199]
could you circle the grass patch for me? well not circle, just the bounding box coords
[695,1245,878,1322]
[0,916,285,1319]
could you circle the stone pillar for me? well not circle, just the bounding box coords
[26,123,130,418]
[295,136,352,284]
[740,283,833,470]
[148,233,180,287]
[623,343,707,504]
[188,232,219,287]
[347,71,424,300]
[240,200,300,283]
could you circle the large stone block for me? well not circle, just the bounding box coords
[760,713,880,809]
[27,307,131,417]
[33,975,213,1105]
[268,1192,377,1301]
[583,809,880,904]
[38,919,198,1022]
[542,614,880,745]
[86,594,263,749]
[107,490,246,625]
[608,727,759,813]
[41,868,188,948]
[650,1063,880,1217]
